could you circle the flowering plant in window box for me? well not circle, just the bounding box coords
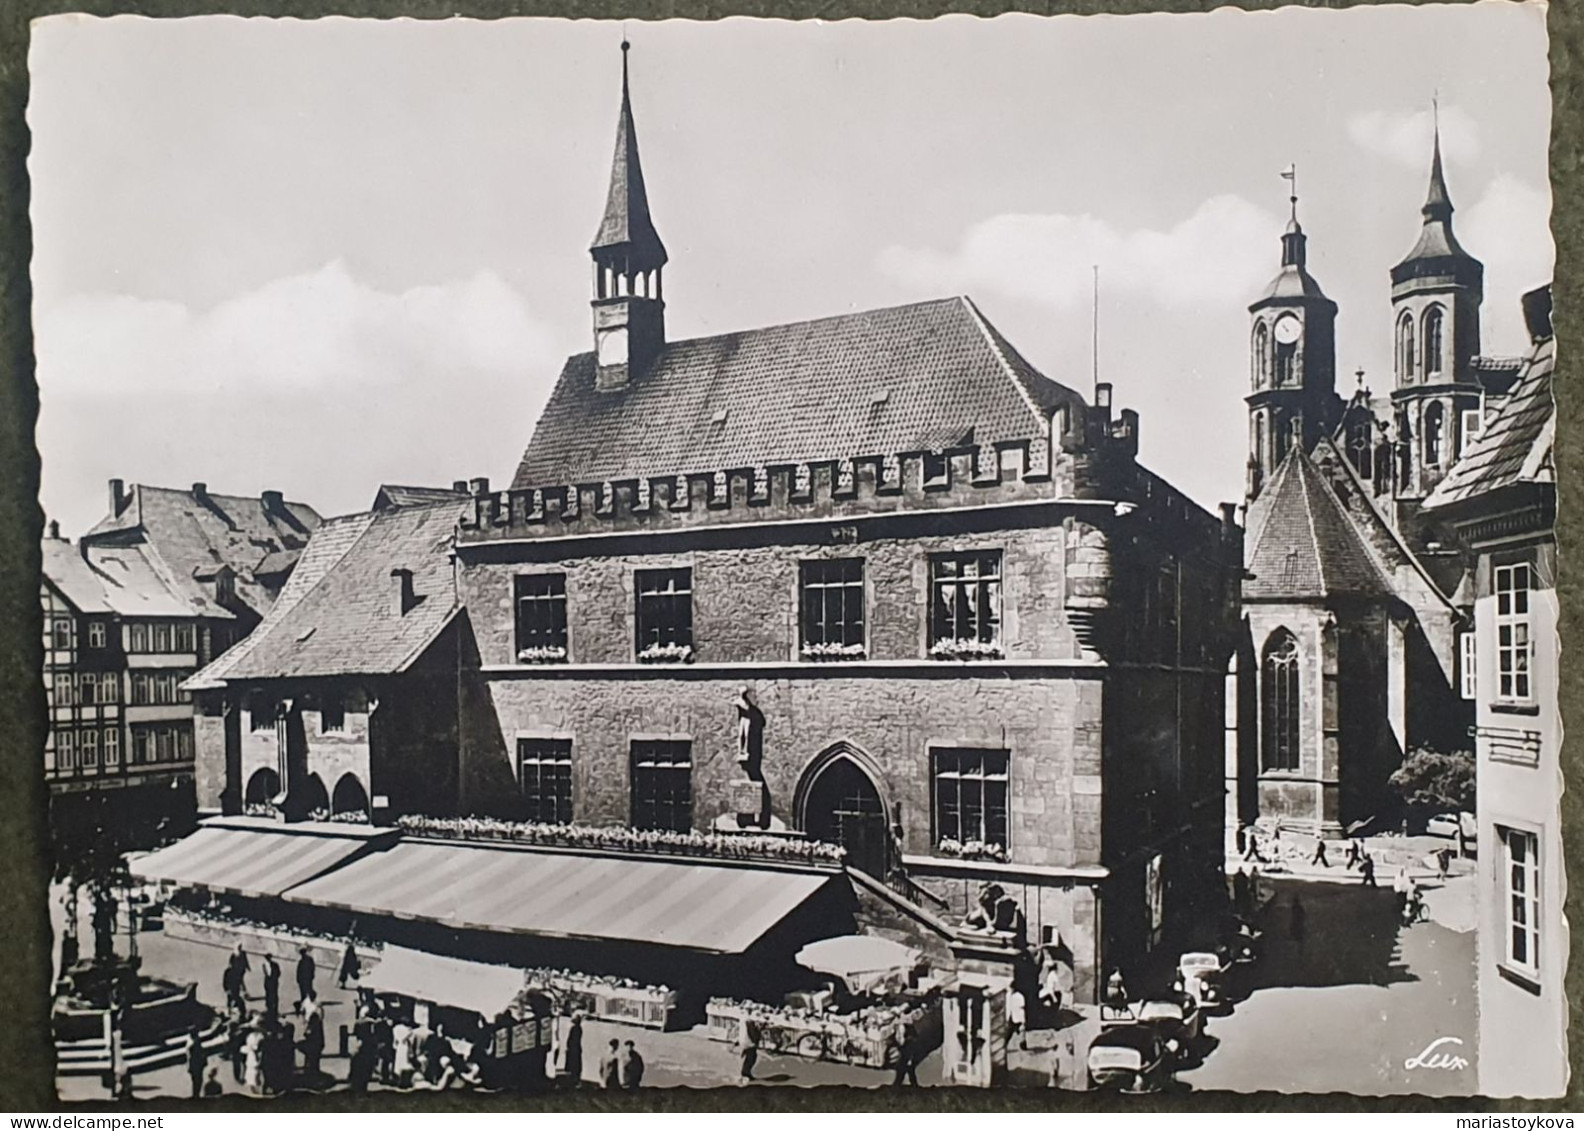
[397,814,846,865]
[928,638,1005,661]
[516,645,568,665]
[800,642,867,661]
[937,837,1009,862]
[638,642,694,664]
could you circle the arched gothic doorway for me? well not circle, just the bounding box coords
[332,773,369,818]
[799,749,890,879]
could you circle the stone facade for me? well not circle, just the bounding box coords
[454,418,1241,1000]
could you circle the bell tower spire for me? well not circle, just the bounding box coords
[591,39,668,391]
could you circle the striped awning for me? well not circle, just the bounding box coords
[129,825,377,899]
[360,946,525,1017]
[285,840,834,955]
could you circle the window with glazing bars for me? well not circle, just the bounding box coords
[1495,562,1533,702]
[1261,630,1301,772]
[514,574,568,660]
[518,738,573,825]
[630,740,692,832]
[1500,825,1540,977]
[635,568,693,657]
[800,559,865,655]
[932,747,1009,850]
[929,552,1002,647]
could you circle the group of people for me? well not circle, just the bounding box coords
[346,999,485,1092]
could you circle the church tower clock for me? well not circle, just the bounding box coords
[1245,178,1339,502]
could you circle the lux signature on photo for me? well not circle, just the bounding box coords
[1405,1037,1471,1071]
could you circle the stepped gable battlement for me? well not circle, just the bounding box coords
[455,400,1227,547]
[457,437,1061,544]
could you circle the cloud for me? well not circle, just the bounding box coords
[875,194,1282,314]
[34,262,566,534]
[1461,174,1554,352]
[35,260,560,398]
[1347,105,1480,168]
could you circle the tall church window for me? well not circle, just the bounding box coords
[1347,419,1373,480]
[1398,313,1416,381]
[1253,415,1266,471]
[1424,402,1446,467]
[1252,323,1269,388]
[1260,629,1301,772]
[1274,340,1297,387]
[1423,306,1446,376]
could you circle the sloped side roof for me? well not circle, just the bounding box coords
[1245,446,1393,600]
[1424,336,1555,510]
[42,539,195,618]
[373,484,468,512]
[213,501,460,681]
[87,485,322,619]
[512,296,1082,490]
[186,511,379,690]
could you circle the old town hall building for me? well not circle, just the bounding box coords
[165,45,1243,1005]
[1230,132,1528,837]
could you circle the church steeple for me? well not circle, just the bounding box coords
[1245,168,1338,503]
[591,40,668,391]
[1388,111,1485,507]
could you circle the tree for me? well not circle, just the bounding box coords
[1388,745,1475,829]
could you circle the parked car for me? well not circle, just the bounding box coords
[1427,812,1476,840]
[1177,951,1229,1008]
[1087,1023,1175,1093]
[1138,991,1202,1046]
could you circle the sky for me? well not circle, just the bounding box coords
[28,5,1553,535]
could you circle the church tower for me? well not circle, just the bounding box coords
[1389,120,1484,505]
[591,41,668,392]
[1245,178,1338,502]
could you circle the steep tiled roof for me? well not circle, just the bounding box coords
[1424,335,1555,510]
[197,501,460,682]
[1245,446,1392,600]
[512,296,1082,490]
[372,484,468,512]
[42,539,193,618]
[86,485,322,620]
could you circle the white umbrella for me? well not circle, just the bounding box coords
[796,935,923,988]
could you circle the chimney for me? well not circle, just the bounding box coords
[391,568,415,617]
[1219,502,1239,533]
[108,478,126,517]
[47,519,61,541]
[192,482,209,503]
[451,480,469,495]
[468,477,491,497]
[261,490,285,514]
[1522,285,1553,344]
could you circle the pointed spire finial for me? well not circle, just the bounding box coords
[1281,163,1298,225]
[1423,98,1453,220]
[590,34,667,271]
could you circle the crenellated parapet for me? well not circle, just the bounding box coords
[457,435,1074,543]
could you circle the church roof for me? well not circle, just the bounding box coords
[1245,446,1393,600]
[511,295,1083,490]
[590,43,667,272]
[1392,128,1482,285]
[1423,331,1554,510]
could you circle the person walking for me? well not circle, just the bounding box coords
[890,1022,920,1087]
[599,1039,621,1090]
[1345,840,1361,870]
[261,953,281,1019]
[223,945,249,1013]
[1007,987,1026,1051]
[1436,846,1452,881]
[242,1020,265,1095]
[294,946,316,1013]
[1289,896,1306,948]
[1310,839,1329,868]
[226,1007,246,1083]
[1360,851,1377,887]
[185,1031,207,1100]
[300,999,326,1081]
[619,1040,644,1090]
[561,1012,585,1088]
[737,1017,760,1084]
[337,939,360,989]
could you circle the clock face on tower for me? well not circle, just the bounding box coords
[1273,314,1302,345]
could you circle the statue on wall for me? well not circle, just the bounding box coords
[735,687,763,770]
